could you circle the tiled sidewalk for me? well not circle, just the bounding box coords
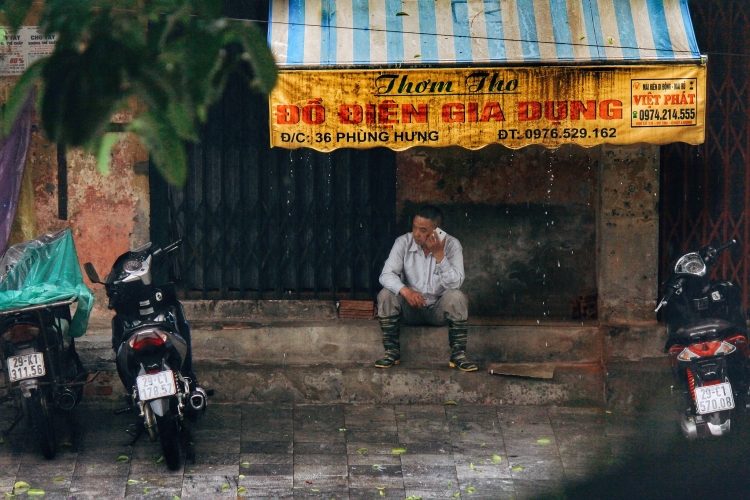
[0,402,666,499]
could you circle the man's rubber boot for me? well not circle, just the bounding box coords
[448,320,477,372]
[375,315,401,368]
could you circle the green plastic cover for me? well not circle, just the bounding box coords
[0,229,93,337]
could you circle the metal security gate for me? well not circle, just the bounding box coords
[660,0,750,309]
[149,0,397,300]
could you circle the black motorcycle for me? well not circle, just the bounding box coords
[657,239,749,439]
[0,299,88,458]
[84,240,206,470]
[0,229,93,459]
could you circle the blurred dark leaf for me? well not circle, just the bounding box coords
[7,0,277,185]
[128,110,186,186]
[1,0,34,31]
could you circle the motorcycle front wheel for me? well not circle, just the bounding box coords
[29,390,57,459]
[156,413,181,470]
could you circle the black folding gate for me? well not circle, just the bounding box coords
[660,0,750,310]
[150,68,397,301]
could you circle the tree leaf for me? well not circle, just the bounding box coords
[116,455,129,462]
[26,489,45,496]
[96,133,123,175]
[1,0,35,31]
[221,484,229,491]
[536,438,550,445]
[356,448,368,455]
[237,487,246,494]
[127,479,139,484]
[13,481,29,490]
[491,454,502,464]
[443,400,458,405]
[128,111,186,186]
[229,20,278,94]
[391,447,407,454]
[396,11,409,16]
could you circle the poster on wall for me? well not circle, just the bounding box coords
[0,27,56,76]
[269,64,706,151]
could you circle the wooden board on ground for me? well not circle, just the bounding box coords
[487,363,555,379]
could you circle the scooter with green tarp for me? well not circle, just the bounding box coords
[0,228,96,458]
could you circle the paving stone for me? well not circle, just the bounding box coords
[345,443,406,456]
[344,430,399,444]
[69,474,128,498]
[293,442,347,455]
[401,486,463,499]
[291,486,349,499]
[241,441,294,454]
[400,464,457,488]
[456,477,516,500]
[294,430,347,443]
[73,451,131,477]
[347,463,403,488]
[0,400,672,498]
[180,474,242,497]
[124,474,182,498]
[237,487,294,499]
[349,486,403,499]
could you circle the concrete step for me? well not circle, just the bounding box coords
[605,357,673,413]
[76,313,604,406]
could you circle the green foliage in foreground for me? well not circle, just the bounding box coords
[0,0,278,186]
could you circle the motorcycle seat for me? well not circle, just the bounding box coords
[674,319,740,344]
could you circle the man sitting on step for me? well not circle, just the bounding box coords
[375,205,477,372]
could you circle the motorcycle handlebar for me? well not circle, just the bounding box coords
[162,239,182,254]
[714,239,738,253]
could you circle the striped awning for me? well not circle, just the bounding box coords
[268,0,701,67]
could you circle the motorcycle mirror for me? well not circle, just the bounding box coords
[83,262,102,284]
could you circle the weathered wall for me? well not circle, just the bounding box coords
[395,144,599,319]
[597,145,660,325]
[2,77,150,316]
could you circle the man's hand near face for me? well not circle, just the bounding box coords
[400,286,426,308]
[423,229,446,263]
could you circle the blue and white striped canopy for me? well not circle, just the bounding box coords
[268,0,701,67]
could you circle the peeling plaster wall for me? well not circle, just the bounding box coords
[395,144,599,319]
[2,77,150,316]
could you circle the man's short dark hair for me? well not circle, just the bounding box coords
[417,205,444,227]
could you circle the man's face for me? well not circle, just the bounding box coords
[412,216,436,246]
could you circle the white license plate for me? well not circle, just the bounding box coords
[696,382,735,414]
[136,371,177,401]
[6,353,45,382]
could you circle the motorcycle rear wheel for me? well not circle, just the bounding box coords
[29,391,57,459]
[156,413,181,470]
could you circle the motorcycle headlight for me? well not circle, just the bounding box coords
[674,253,706,276]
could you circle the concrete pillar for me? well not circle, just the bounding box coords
[597,145,660,327]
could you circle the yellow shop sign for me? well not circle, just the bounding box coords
[269,65,706,151]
